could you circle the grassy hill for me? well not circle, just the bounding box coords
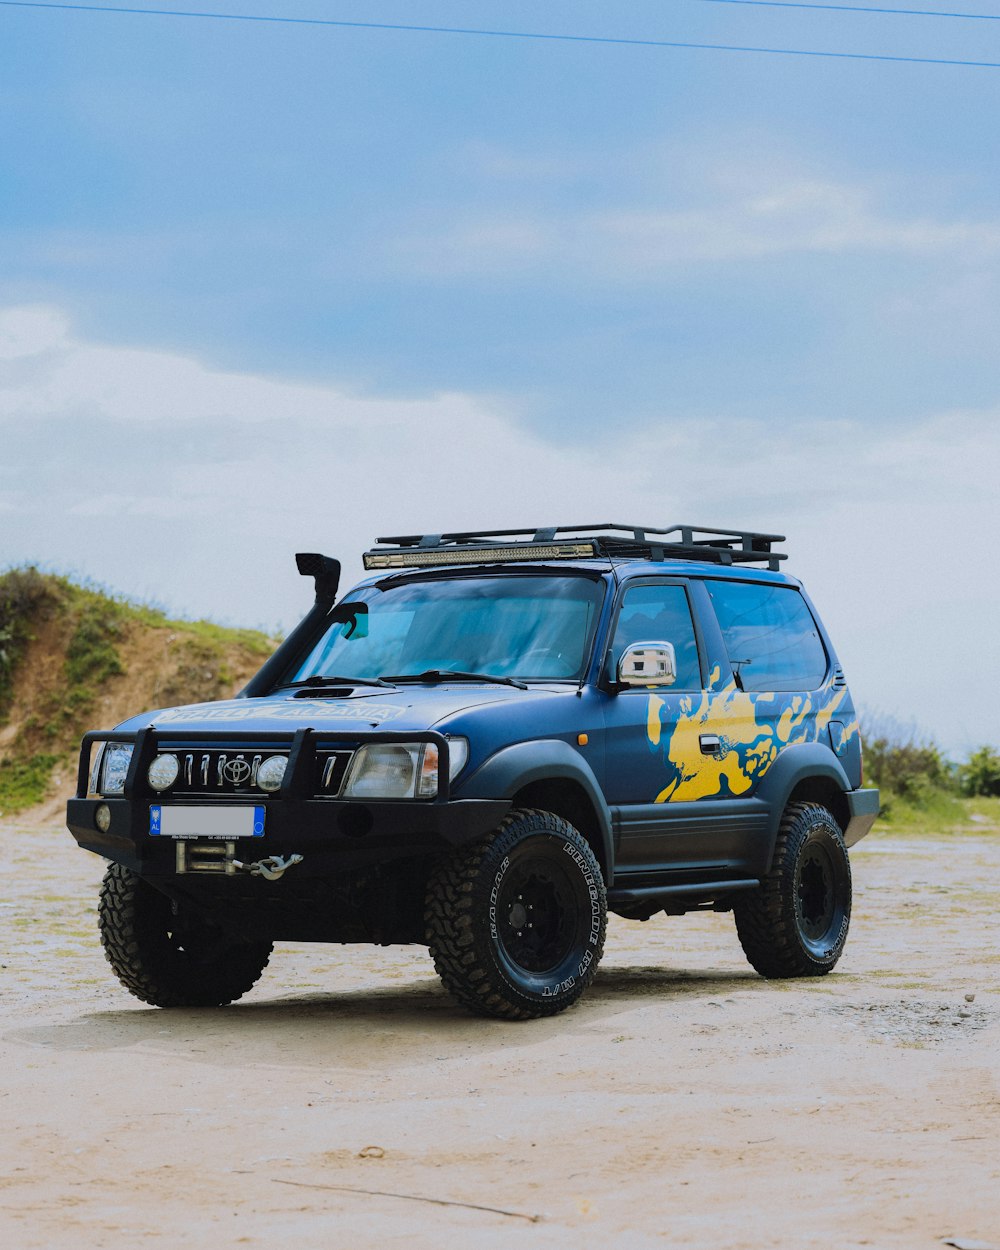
[0,568,276,815]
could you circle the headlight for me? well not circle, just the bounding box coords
[100,743,134,795]
[344,743,422,799]
[256,755,288,793]
[147,753,179,792]
[342,738,468,801]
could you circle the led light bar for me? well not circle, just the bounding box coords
[364,541,598,570]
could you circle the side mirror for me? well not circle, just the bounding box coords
[617,641,677,688]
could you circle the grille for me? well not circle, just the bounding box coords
[167,748,354,797]
[316,750,354,796]
[174,750,284,796]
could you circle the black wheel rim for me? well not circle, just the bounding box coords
[795,837,846,956]
[495,850,587,979]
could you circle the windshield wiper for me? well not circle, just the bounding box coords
[277,675,393,689]
[381,669,528,690]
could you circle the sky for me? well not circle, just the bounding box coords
[1,0,999,756]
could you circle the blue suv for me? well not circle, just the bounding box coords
[68,524,880,1020]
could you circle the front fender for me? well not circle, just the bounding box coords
[456,739,616,883]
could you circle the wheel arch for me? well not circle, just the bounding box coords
[784,776,850,834]
[754,742,853,873]
[512,777,610,883]
[455,740,616,885]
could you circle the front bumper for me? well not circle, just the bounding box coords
[66,794,511,877]
[67,726,510,878]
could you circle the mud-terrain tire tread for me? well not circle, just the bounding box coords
[734,801,851,979]
[98,863,273,1007]
[425,808,607,1021]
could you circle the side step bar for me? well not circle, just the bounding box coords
[608,878,760,910]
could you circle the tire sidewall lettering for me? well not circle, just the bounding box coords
[561,839,603,953]
[488,854,510,940]
[542,975,576,998]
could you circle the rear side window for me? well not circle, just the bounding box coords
[707,580,828,692]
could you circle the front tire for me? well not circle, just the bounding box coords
[98,863,273,1007]
[425,809,607,1020]
[734,801,852,978]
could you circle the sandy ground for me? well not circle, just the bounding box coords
[1,816,997,1250]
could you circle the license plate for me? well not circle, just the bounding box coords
[149,805,265,839]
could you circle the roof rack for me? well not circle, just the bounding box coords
[363,524,787,572]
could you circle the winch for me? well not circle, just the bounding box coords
[174,841,303,880]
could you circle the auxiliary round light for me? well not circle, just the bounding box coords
[147,753,179,792]
[95,804,112,833]
[256,755,288,793]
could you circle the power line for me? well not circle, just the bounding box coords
[2,1,1000,70]
[695,0,1000,21]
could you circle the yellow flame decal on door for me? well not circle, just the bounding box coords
[648,680,855,803]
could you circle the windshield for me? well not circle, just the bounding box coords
[290,575,605,683]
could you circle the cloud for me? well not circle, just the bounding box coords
[393,160,1000,278]
[592,184,1000,267]
[0,304,493,431]
[0,306,70,361]
[1,305,997,754]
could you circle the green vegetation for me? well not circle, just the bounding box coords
[0,567,59,721]
[0,752,59,813]
[869,784,969,833]
[65,596,127,687]
[0,566,275,814]
[1,567,132,720]
[961,746,1000,798]
[127,598,275,655]
[863,718,1000,833]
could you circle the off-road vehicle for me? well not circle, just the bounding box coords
[68,524,879,1020]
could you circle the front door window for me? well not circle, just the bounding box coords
[607,583,701,690]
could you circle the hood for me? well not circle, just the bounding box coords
[114,682,559,736]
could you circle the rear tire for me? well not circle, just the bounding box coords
[734,801,851,978]
[98,863,273,1007]
[425,809,607,1020]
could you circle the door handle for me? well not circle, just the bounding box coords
[699,734,721,755]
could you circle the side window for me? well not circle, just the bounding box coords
[609,584,701,689]
[707,580,828,692]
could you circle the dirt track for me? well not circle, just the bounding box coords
[1,817,998,1249]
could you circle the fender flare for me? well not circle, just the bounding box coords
[754,741,853,869]
[456,740,616,884]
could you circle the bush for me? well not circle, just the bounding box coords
[0,567,59,719]
[861,716,1000,827]
[64,597,126,687]
[961,746,1000,797]
[862,723,954,799]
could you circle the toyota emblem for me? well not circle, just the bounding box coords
[223,757,252,785]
